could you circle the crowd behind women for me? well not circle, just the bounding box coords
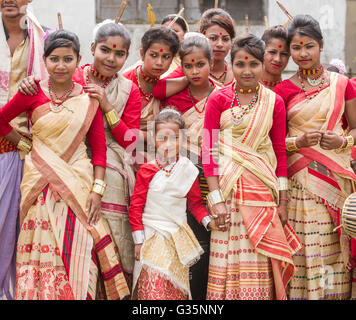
[1,0,356,300]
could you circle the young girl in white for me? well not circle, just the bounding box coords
[128,108,218,300]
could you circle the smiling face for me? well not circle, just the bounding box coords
[264,37,290,77]
[182,48,211,87]
[232,49,263,89]
[204,24,231,62]
[289,34,322,70]
[155,121,181,161]
[0,0,31,18]
[44,46,80,85]
[92,35,128,77]
[140,42,174,79]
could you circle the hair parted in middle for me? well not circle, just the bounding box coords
[141,25,180,56]
[231,34,265,64]
[178,32,212,63]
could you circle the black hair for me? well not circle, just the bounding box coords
[44,29,80,58]
[154,107,185,132]
[231,34,265,64]
[141,26,179,56]
[262,25,288,46]
[161,14,189,33]
[199,8,236,40]
[179,34,212,63]
[94,22,131,50]
[287,14,324,47]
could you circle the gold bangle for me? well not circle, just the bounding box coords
[105,109,120,128]
[344,135,354,150]
[286,137,299,152]
[207,189,225,207]
[17,137,32,153]
[278,177,289,191]
[91,179,107,197]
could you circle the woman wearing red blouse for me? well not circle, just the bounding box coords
[274,15,356,300]
[202,34,301,300]
[0,30,129,300]
[19,22,142,292]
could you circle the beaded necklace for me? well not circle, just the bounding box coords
[136,66,154,101]
[230,84,259,125]
[259,78,282,89]
[48,78,74,113]
[86,65,114,89]
[210,61,227,84]
[188,83,214,114]
[140,65,159,83]
[298,70,326,102]
[299,65,324,87]
[155,155,179,177]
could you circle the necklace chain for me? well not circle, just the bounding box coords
[48,78,74,113]
[188,83,214,114]
[155,156,179,177]
[230,84,259,125]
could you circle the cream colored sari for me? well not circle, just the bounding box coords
[15,93,129,300]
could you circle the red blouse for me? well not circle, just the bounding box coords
[274,78,356,107]
[202,85,288,178]
[74,65,141,150]
[152,66,184,101]
[122,66,153,109]
[128,163,209,232]
[0,85,107,168]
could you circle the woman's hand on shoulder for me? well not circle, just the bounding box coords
[18,75,39,95]
[83,83,111,112]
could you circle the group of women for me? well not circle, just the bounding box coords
[1,6,356,300]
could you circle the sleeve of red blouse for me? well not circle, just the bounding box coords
[152,78,167,100]
[164,66,184,79]
[269,94,287,177]
[87,108,107,168]
[202,91,222,177]
[110,83,141,150]
[186,177,210,223]
[0,90,33,136]
[128,165,158,232]
[345,79,356,101]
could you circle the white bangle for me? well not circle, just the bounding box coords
[207,189,224,207]
[132,230,145,245]
[278,177,289,191]
[201,215,212,231]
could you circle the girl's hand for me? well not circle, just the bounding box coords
[211,202,230,231]
[86,192,102,227]
[18,75,40,95]
[278,200,288,227]
[83,84,111,112]
[296,131,323,148]
[319,130,344,150]
[135,244,143,261]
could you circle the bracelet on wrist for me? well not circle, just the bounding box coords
[286,137,299,152]
[105,109,120,128]
[207,189,225,207]
[278,177,289,191]
[17,137,32,153]
[91,179,107,197]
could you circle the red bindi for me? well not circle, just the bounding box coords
[191,59,195,62]
[219,32,223,35]
[113,44,117,48]
[245,56,249,60]
[160,49,163,52]
[300,41,304,45]
[278,45,282,48]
